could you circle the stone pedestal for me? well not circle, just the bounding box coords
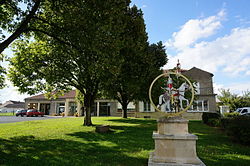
[148,117,205,166]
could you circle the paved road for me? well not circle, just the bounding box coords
[0,116,65,124]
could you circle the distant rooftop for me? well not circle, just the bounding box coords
[0,100,25,109]
[25,90,76,100]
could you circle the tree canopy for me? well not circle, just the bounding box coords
[218,89,250,111]
[9,0,133,125]
[0,0,42,53]
[102,40,167,118]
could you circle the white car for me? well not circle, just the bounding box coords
[235,108,242,113]
[238,107,250,115]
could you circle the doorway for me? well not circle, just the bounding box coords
[99,102,110,116]
[40,103,51,115]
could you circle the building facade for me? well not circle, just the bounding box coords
[24,67,217,120]
[135,67,217,119]
[0,100,25,113]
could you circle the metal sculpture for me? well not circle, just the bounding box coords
[149,71,195,117]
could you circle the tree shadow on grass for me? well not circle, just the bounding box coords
[68,125,155,152]
[0,135,147,166]
[189,121,250,166]
[107,118,156,126]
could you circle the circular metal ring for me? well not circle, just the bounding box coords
[148,71,195,117]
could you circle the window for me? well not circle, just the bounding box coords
[192,100,209,112]
[28,103,38,109]
[241,109,247,114]
[143,102,151,112]
[69,102,77,115]
[99,102,110,116]
[197,101,202,111]
[203,100,208,111]
[117,102,135,112]
[193,82,200,94]
[56,103,65,114]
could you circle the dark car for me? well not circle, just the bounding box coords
[15,110,27,117]
[26,109,44,117]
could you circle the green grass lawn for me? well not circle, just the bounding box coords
[0,112,15,116]
[0,117,249,166]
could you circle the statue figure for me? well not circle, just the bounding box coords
[158,79,190,112]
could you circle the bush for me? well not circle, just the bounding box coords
[221,118,230,129]
[207,118,221,127]
[202,112,221,125]
[224,112,240,117]
[74,112,78,117]
[221,116,250,145]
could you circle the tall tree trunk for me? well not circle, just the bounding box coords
[83,93,93,126]
[84,105,92,126]
[122,103,128,118]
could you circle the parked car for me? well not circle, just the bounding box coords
[238,107,250,115]
[26,109,44,117]
[15,110,27,117]
[242,113,250,116]
[235,108,242,113]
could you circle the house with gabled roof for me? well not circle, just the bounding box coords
[0,100,25,113]
[25,91,122,116]
[135,66,217,119]
[24,65,217,120]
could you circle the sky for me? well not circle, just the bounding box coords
[1,0,250,103]
[131,0,250,94]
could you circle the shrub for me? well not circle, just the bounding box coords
[224,112,240,118]
[222,116,250,145]
[202,112,221,125]
[221,118,230,129]
[74,112,78,117]
[60,112,65,117]
[207,118,221,127]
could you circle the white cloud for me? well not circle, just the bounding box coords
[214,82,250,96]
[246,71,250,76]
[0,81,30,103]
[165,26,250,76]
[164,10,250,96]
[213,83,225,94]
[229,82,250,94]
[166,9,226,50]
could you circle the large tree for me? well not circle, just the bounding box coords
[9,0,131,126]
[102,19,167,119]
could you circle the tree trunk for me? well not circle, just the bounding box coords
[122,103,128,118]
[83,94,93,126]
[84,105,92,126]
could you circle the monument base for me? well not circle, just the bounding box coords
[148,117,206,166]
[148,152,205,166]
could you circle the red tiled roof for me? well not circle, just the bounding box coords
[25,90,76,100]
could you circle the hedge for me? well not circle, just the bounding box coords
[202,112,221,126]
[221,116,250,145]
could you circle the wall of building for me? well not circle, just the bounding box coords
[183,68,217,112]
[196,95,217,112]
[0,107,25,113]
[135,111,204,120]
